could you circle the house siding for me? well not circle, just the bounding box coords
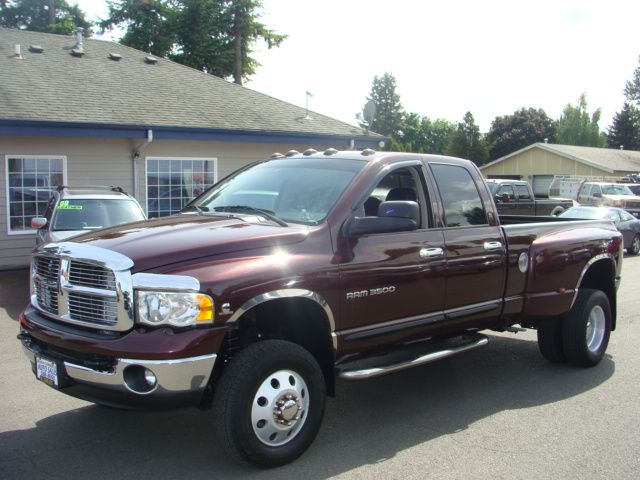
[0,135,342,269]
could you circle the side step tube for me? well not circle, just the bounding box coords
[338,333,489,381]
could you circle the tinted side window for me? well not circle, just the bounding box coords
[496,185,515,200]
[515,184,531,200]
[431,164,488,227]
[591,185,602,196]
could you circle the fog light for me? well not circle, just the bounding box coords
[144,368,157,387]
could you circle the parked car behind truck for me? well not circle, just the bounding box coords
[549,176,640,217]
[486,178,573,215]
[19,150,623,468]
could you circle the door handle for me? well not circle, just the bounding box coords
[420,247,444,258]
[483,241,503,251]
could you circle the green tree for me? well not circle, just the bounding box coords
[228,0,286,85]
[100,0,177,58]
[486,108,556,160]
[365,72,405,138]
[101,0,285,84]
[444,112,489,165]
[624,56,640,106]
[398,113,455,154]
[607,102,640,150]
[555,93,607,147]
[0,0,93,36]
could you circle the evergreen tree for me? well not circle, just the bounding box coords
[624,56,640,106]
[101,0,176,57]
[607,102,640,150]
[556,93,607,147]
[365,72,405,138]
[444,112,489,165]
[100,0,285,83]
[0,0,92,36]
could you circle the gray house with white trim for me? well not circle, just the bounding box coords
[0,27,384,269]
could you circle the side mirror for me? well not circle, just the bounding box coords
[346,201,419,237]
[31,217,47,229]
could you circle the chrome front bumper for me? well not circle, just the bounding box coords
[21,338,216,401]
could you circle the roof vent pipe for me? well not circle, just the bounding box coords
[14,44,23,59]
[544,138,548,143]
[75,28,84,50]
[620,145,624,150]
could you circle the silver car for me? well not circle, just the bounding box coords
[31,186,146,246]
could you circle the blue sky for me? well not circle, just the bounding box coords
[77,0,640,133]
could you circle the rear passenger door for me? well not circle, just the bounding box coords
[429,163,506,330]
[513,184,535,215]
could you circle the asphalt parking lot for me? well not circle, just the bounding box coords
[1,258,639,479]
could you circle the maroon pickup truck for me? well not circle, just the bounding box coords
[19,150,623,467]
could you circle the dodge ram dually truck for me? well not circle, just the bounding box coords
[18,150,623,468]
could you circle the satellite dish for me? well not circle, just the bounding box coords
[363,100,376,126]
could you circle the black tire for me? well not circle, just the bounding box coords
[213,340,326,468]
[550,206,565,216]
[537,317,566,363]
[629,234,640,255]
[562,289,611,367]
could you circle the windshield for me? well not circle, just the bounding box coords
[52,199,145,231]
[192,158,366,225]
[486,183,498,194]
[626,184,640,195]
[559,207,611,220]
[601,184,634,195]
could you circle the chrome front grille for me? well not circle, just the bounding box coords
[30,243,135,332]
[34,281,58,315]
[69,262,116,290]
[35,256,60,280]
[68,292,118,325]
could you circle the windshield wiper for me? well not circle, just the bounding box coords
[181,204,209,215]
[211,205,288,226]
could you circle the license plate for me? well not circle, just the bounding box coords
[36,356,59,388]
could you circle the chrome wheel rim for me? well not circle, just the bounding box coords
[251,369,309,447]
[586,305,606,353]
[633,236,640,253]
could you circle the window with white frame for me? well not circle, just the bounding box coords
[146,157,217,218]
[6,156,65,233]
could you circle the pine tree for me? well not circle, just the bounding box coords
[444,112,489,165]
[607,103,640,150]
[365,72,404,138]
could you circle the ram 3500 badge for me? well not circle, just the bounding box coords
[19,150,622,468]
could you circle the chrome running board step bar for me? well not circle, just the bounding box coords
[337,333,488,381]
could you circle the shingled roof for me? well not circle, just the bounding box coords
[0,27,382,144]
[481,142,640,173]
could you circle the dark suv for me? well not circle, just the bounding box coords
[31,186,146,245]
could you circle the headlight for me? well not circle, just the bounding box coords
[136,291,214,327]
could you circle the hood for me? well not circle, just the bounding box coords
[71,214,309,272]
[602,195,640,203]
[47,230,85,242]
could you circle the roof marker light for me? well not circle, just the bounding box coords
[303,149,318,156]
[285,150,300,157]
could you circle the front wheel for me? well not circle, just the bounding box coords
[213,340,326,468]
[562,289,611,367]
[629,234,640,255]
